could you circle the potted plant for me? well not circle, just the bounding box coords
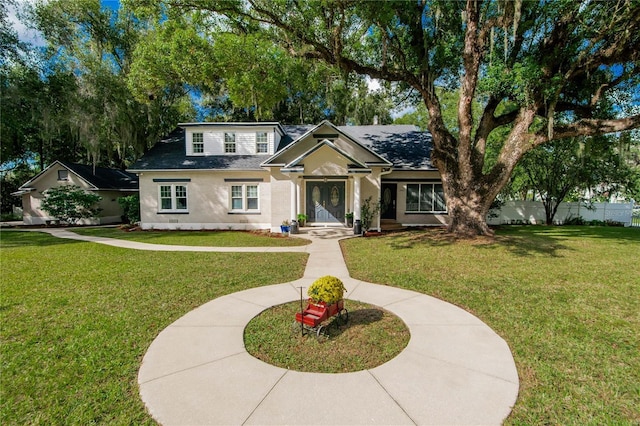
[345,211,354,227]
[280,219,290,235]
[360,196,380,233]
[297,213,307,227]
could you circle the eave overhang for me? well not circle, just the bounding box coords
[285,139,368,170]
[179,121,287,137]
[261,120,393,168]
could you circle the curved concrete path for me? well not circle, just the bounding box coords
[41,227,519,425]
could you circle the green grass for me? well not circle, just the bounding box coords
[71,227,310,246]
[341,226,640,425]
[244,300,410,373]
[0,230,307,425]
[2,226,639,424]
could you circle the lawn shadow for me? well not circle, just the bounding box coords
[0,230,80,248]
[385,226,573,257]
[323,308,384,339]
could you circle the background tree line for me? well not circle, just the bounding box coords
[1,0,395,214]
[2,0,639,234]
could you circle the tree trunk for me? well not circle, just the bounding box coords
[440,169,495,237]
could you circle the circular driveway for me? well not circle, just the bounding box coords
[35,227,519,425]
[138,278,519,425]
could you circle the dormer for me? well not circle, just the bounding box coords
[180,122,286,156]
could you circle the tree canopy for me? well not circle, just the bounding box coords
[3,0,639,235]
[140,0,639,236]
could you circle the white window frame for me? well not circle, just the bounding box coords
[224,132,236,153]
[57,170,69,181]
[256,132,268,153]
[158,184,188,212]
[405,183,447,213]
[192,132,204,154]
[229,184,259,212]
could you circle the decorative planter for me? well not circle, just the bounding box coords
[280,225,290,234]
[295,299,345,327]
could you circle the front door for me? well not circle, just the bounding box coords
[306,181,345,223]
[381,183,397,219]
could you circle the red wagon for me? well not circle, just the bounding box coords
[294,299,349,340]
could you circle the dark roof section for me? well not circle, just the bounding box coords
[339,125,434,170]
[279,125,314,150]
[129,128,267,171]
[60,161,138,190]
[130,124,434,171]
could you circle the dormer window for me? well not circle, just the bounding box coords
[224,133,236,153]
[256,132,268,153]
[192,132,204,154]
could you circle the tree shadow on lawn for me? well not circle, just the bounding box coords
[0,230,80,248]
[386,225,640,257]
[386,226,572,258]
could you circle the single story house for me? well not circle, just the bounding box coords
[13,161,138,225]
[128,120,447,232]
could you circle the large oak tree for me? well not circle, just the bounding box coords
[135,0,640,236]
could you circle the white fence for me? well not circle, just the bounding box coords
[487,201,634,227]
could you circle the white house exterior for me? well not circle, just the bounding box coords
[128,120,447,232]
[13,161,138,225]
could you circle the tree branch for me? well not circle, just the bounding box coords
[536,114,640,144]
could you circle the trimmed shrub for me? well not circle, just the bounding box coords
[118,194,140,224]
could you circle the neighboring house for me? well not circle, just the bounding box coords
[128,120,447,232]
[13,161,138,225]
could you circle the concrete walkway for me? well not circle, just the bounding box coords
[41,227,519,425]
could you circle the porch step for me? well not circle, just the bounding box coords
[381,219,406,232]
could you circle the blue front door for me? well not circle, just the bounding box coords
[306,182,345,223]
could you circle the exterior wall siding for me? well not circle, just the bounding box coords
[268,175,292,231]
[185,127,278,156]
[139,170,271,230]
[21,165,134,225]
[383,170,448,227]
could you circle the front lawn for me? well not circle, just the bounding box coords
[0,230,307,424]
[71,227,310,246]
[2,226,638,425]
[342,226,640,425]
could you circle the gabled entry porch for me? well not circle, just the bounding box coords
[261,121,393,232]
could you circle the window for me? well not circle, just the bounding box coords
[57,170,68,181]
[224,132,236,153]
[159,184,188,212]
[192,132,204,153]
[406,183,446,213]
[256,132,268,153]
[230,184,259,211]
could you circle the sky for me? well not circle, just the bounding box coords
[8,0,121,47]
[7,1,45,47]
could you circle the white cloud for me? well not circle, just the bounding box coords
[366,77,381,92]
[7,0,46,47]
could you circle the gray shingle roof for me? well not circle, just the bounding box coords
[340,125,434,170]
[129,129,267,171]
[130,124,434,172]
[60,162,138,190]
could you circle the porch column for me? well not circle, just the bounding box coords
[353,175,361,221]
[296,179,302,220]
[290,179,298,221]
